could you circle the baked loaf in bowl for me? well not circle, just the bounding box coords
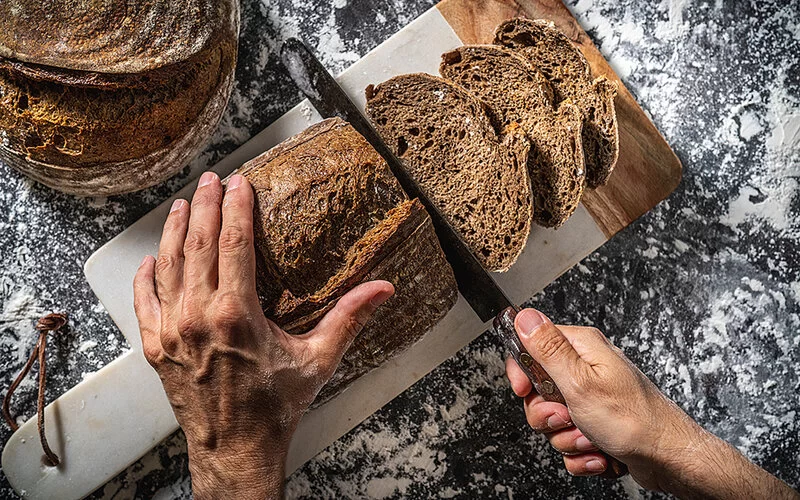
[0,0,239,196]
[237,118,458,405]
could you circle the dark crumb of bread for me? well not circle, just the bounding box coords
[366,73,533,272]
[494,18,619,188]
[440,45,585,228]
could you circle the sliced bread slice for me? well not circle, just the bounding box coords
[441,45,585,228]
[494,18,619,187]
[365,73,532,272]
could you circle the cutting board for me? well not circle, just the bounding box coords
[2,1,681,498]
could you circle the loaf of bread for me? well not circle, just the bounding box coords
[494,18,619,187]
[365,73,533,272]
[440,45,585,228]
[0,1,239,196]
[237,118,458,404]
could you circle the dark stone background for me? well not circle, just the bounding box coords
[1,0,798,498]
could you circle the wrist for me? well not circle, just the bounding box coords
[188,442,289,500]
[620,398,711,493]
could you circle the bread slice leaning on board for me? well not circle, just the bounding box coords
[494,18,619,187]
[440,45,586,228]
[236,118,458,405]
[365,73,533,272]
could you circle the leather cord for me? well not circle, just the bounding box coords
[2,313,67,466]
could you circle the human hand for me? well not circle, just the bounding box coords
[506,308,701,487]
[506,308,800,499]
[133,171,394,500]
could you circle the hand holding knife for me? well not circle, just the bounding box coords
[280,38,627,479]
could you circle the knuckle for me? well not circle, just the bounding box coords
[177,315,205,341]
[160,332,182,354]
[143,343,163,366]
[344,313,368,339]
[184,230,214,254]
[212,294,247,330]
[218,225,252,253]
[194,183,220,203]
[534,327,569,361]
[563,457,580,475]
[155,253,179,275]
[525,409,548,433]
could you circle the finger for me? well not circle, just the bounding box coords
[556,325,618,366]
[562,452,608,476]
[184,171,223,296]
[218,174,256,297]
[505,356,533,397]
[546,426,599,455]
[155,198,189,306]
[133,255,163,364]
[523,392,573,432]
[514,308,583,389]
[300,281,395,373]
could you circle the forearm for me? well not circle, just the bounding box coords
[189,447,287,500]
[657,423,798,500]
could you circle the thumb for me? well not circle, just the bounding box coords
[514,308,584,390]
[305,280,395,371]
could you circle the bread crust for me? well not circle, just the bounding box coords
[0,1,235,74]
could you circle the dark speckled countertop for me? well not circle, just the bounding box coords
[1,0,799,498]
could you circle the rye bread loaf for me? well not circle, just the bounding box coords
[440,45,585,228]
[237,118,458,404]
[0,0,239,196]
[494,18,619,187]
[365,73,532,272]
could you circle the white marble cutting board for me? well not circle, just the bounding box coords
[1,6,607,499]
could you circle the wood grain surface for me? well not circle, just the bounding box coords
[437,0,682,237]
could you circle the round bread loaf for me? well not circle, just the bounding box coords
[0,1,239,196]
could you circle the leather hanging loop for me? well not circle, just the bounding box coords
[2,312,68,466]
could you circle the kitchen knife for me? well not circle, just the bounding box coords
[280,38,627,478]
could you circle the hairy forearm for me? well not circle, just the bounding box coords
[658,424,798,500]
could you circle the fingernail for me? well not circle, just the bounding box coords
[198,171,217,188]
[516,308,547,337]
[227,174,244,191]
[169,199,184,213]
[547,414,570,430]
[370,288,394,307]
[586,460,606,473]
[140,255,152,267]
[575,436,596,452]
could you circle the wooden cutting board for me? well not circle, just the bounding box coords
[2,2,680,498]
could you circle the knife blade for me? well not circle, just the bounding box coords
[279,38,627,479]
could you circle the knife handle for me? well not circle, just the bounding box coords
[493,306,629,480]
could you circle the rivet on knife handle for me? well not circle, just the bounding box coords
[493,306,566,405]
[493,307,629,479]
